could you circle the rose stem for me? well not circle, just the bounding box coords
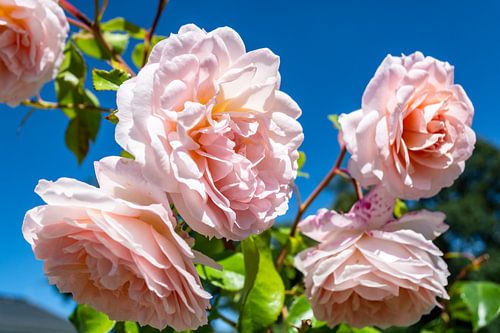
[275,146,347,270]
[142,0,169,68]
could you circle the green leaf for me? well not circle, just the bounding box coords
[297,151,306,171]
[328,114,341,130]
[393,198,408,218]
[56,42,101,163]
[286,296,325,332]
[334,324,381,333]
[240,232,285,332]
[69,304,115,333]
[92,68,130,91]
[192,234,225,259]
[135,325,174,333]
[132,36,166,68]
[120,150,135,160]
[458,281,500,331]
[74,31,129,60]
[297,151,310,178]
[59,42,86,79]
[65,106,101,164]
[197,253,245,291]
[101,17,146,39]
[114,321,140,333]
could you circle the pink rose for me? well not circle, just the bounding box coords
[0,0,69,106]
[295,186,449,329]
[116,24,303,240]
[339,52,475,199]
[22,157,211,331]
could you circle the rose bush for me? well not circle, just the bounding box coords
[0,0,68,105]
[115,24,303,240]
[22,157,211,330]
[339,52,475,199]
[6,0,489,329]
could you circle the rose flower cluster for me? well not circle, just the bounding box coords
[295,51,475,328]
[23,24,303,330]
[9,1,474,330]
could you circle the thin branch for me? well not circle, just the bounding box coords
[142,0,168,67]
[67,17,91,32]
[292,184,302,209]
[59,0,93,27]
[17,109,36,134]
[216,312,238,329]
[61,0,135,76]
[99,0,109,21]
[290,146,347,236]
[22,100,114,113]
[93,0,100,24]
[455,253,489,281]
[276,147,347,270]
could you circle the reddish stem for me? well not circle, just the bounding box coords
[59,0,93,27]
[142,0,168,67]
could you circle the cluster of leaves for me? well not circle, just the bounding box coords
[34,15,166,163]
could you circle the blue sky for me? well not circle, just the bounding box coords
[1,0,499,319]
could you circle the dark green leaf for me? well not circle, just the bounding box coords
[56,43,101,163]
[101,17,146,39]
[192,234,225,260]
[69,304,115,333]
[240,232,285,332]
[197,253,245,291]
[74,31,129,60]
[65,106,101,164]
[92,68,130,91]
[59,42,86,79]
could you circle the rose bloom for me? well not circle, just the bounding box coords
[116,24,303,240]
[23,157,211,331]
[0,0,68,105]
[295,186,449,329]
[339,52,475,199]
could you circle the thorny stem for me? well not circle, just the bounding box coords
[22,99,114,113]
[142,0,169,67]
[275,147,347,270]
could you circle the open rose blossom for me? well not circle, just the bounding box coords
[115,24,303,240]
[22,157,211,331]
[339,52,475,199]
[0,0,68,106]
[295,186,449,328]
